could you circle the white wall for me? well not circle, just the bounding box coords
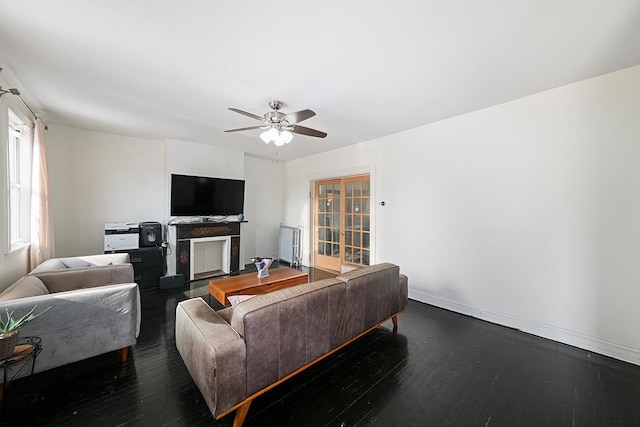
[46,126,166,256]
[284,65,640,365]
[0,248,29,290]
[165,138,245,180]
[45,127,283,267]
[243,155,286,264]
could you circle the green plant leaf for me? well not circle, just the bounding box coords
[0,305,51,333]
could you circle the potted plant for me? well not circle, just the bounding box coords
[0,305,50,360]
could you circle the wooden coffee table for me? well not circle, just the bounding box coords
[208,267,309,306]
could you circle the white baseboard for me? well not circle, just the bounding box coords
[409,289,640,367]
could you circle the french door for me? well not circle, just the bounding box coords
[313,174,371,272]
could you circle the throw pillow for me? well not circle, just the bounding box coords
[61,258,95,268]
[0,276,49,301]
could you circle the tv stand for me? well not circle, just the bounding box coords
[167,221,241,282]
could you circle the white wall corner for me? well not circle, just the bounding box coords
[408,289,640,367]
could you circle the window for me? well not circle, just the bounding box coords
[6,107,31,251]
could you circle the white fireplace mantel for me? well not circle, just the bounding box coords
[189,236,231,280]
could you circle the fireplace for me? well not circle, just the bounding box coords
[167,222,241,282]
[190,236,230,280]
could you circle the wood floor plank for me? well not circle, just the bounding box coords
[2,266,640,426]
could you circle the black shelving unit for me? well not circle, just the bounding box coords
[109,247,164,290]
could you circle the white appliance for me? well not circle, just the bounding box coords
[104,222,140,251]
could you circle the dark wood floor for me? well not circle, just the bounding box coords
[3,265,640,426]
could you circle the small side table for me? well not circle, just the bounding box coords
[0,336,42,402]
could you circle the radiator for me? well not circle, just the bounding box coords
[278,225,301,267]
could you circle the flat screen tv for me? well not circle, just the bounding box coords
[170,174,245,217]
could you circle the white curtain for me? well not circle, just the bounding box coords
[30,116,54,268]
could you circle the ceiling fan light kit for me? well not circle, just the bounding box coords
[261,128,293,146]
[226,100,327,146]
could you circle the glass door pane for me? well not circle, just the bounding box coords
[314,179,341,272]
[342,175,370,267]
[313,174,371,272]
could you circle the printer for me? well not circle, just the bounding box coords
[104,222,140,251]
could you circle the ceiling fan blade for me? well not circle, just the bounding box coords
[224,125,265,133]
[283,109,316,124]
[291,125,327,138]
[229,108,265,121]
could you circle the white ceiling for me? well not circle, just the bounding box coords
[1,1,639,161]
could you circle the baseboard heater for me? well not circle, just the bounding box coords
[278,225,301,267]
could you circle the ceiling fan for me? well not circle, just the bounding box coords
[225,100,327,146]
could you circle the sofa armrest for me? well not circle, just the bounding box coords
[0,282,140,377]
[31,263,134,293]
[176,298,247,417]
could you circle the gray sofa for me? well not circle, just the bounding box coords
[176,262,408,426]
[0,253,141,378]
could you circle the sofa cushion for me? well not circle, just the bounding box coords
[30,258,67,274]
[77,253,130,266]
[33,266,136,294]
[336,262,401,336]
[216,306,234,324]
[230,277,347,395]
[0,276,49,301]
[61,258,95,269]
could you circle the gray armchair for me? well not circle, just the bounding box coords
[0,253,141,378]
